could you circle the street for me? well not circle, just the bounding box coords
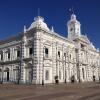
[0,82,100,100]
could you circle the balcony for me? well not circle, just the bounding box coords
[0,59,20,65]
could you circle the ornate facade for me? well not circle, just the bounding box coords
[0,14,100,84]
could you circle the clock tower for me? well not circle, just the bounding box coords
[67,14,81,40]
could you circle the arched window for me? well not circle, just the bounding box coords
[8,52,10,59]
[45,48,48,58]
[45,70,49,80]
[17,50,20,57]
[15,46,20,58]
[58,51,60,58]
[64,53,66,59]
[29,47,33,55]
[7,49,10,60]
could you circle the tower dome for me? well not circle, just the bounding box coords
[28,16,50,31]
[71,14,76,20]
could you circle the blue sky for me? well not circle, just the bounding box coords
[0,0,100,48]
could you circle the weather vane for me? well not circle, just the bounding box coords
[69,6,75,14]
[38,8,40,16]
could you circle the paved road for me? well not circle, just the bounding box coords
[0,82,100,100]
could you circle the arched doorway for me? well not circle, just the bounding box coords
[93,75,95,82]
[71,75,75,83]
[6,68,9,82]
[13,66,19,83]
[25,63,33,84]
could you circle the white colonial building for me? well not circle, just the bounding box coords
[0,13,100,84]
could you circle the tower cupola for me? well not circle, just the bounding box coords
[67,13,81,40]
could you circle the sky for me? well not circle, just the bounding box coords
[0,0,100,48]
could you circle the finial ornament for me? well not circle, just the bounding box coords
[24,25,27,33]
[69,7,76,20]
[23,26,27,43]
[51,26,54,32]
